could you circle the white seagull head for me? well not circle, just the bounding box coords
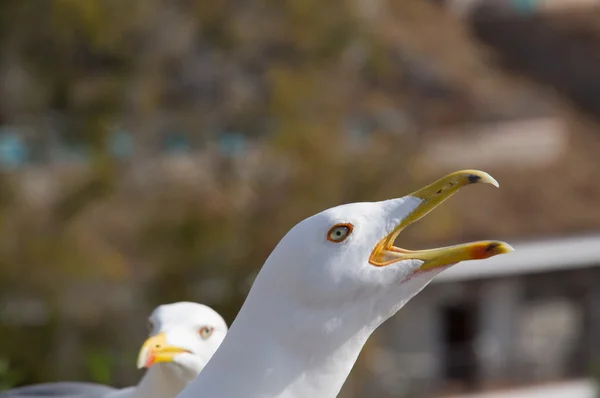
[254,170,513,327]
[136,302,228,380]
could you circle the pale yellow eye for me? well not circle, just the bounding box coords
[199,326,214,339]
[327,224,353,243]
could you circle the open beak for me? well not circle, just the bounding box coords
[369,169,514,271]
[136,332,191,369]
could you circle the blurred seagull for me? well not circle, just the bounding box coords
[176,170,514,398]
[0,302,227,398]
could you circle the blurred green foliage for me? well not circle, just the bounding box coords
[84,349,115,386]
[0,359,25,390]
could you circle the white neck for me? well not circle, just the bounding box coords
[176,289,382,398]
[175,266,436,398]
[134,365,189,398]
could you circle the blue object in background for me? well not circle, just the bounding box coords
[218,132,246,157]
[164,133,191,154]
[512,0,538,15]
[346,118,372,145]
[0,130,28,169]
[109,130,133,159]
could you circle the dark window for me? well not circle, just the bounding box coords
[441,303,479,391]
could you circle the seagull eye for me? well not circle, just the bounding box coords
[327,224,353,243]
[199,326,214,339]
[147,320,154,334]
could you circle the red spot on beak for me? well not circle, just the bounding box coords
[145,353,156,368]
[471,242,503,260]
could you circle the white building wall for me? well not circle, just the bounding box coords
[476,278,521,385]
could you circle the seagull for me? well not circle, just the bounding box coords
[0,302,227,398]
[176,170,515,398]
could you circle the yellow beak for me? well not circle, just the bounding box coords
[369,170,514,270]
[136,332,191,369]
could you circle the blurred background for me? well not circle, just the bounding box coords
[1,0,600,397]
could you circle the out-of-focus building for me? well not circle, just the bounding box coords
[372,234,600,397]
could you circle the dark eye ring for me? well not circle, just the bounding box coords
[327,224,353,243]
